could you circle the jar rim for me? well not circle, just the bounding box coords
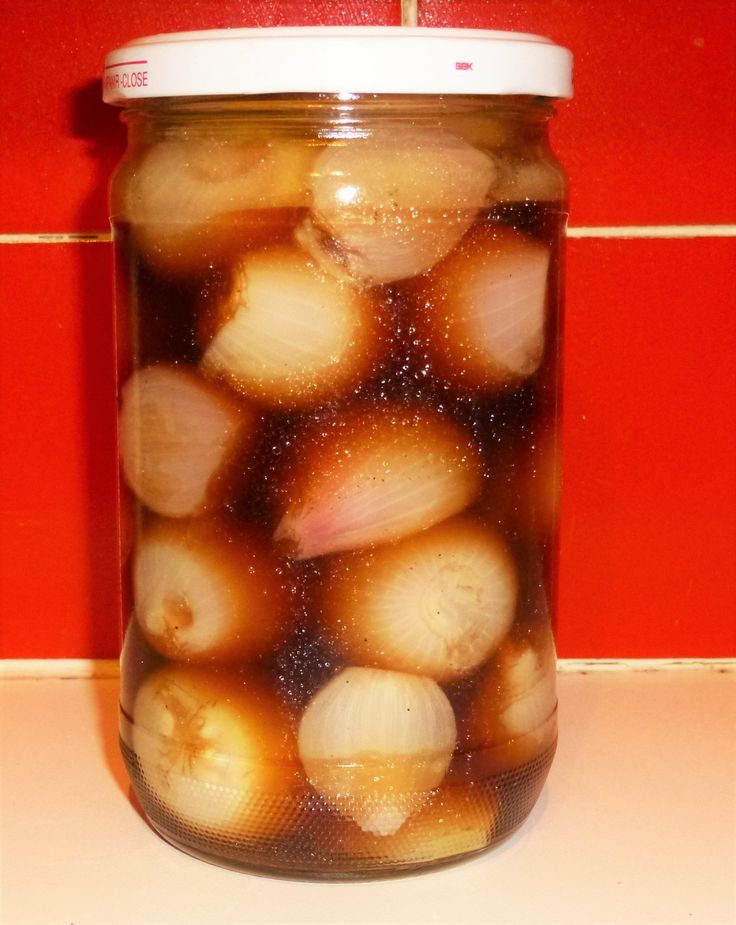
[102,26,573,105]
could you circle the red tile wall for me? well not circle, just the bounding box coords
[1,1,734,659]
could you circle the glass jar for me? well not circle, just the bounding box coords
[104,26,572,878]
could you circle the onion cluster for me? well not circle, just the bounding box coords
[115,118,561,870]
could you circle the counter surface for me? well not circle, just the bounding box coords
[1,665,734,925]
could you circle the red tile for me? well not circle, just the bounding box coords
[1,234,734,659]
[1,1,401,234]
[5,0,734,231]
[0,243,121,658]
[418,0,736,226]
[556,235,736,657]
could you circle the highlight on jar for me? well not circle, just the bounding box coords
[115,113,564,874]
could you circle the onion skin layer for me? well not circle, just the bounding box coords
[117,138,311,277]
[456,628,558,775]
[298,667,457,836]
[274,404,483,560]
[199,245,381,410]
[318,515,518,682]
[133,517,291,664]
[331,782,500,867]
[130,663,301,838]
[407,223,551,393]
[300,127,497,285]
[118,363,257,519]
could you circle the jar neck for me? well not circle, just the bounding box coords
[121,93,556,143]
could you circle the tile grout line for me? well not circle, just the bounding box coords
[567,224,736,239]
[0,233,113,243]
[0,657,732,679]
[1,225,735,245]
[401,0,418,28]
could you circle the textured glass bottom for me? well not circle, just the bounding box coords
[121,736,556,879]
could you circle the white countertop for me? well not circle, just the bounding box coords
[1,664,734,925]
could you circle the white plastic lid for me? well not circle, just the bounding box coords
[103,26,572,104]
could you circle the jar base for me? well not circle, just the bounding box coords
[120,736,556,880]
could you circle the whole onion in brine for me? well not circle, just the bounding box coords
[297,667,457,836]
[274,404,482,559]
[298,128,497,285]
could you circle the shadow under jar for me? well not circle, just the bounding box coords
[105,26,573,879]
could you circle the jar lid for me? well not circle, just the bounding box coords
[102,26,572,104]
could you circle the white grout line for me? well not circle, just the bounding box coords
[0,657,732,680]
[0,659,120,679]
[1,226,735,245]
[567,225,736,239]
[556,658,734,673]
[401,0,418,27]
[0,233,112,244]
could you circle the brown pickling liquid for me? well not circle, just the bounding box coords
[115,119,565,876]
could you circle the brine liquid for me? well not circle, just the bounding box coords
[114,115,565,877]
